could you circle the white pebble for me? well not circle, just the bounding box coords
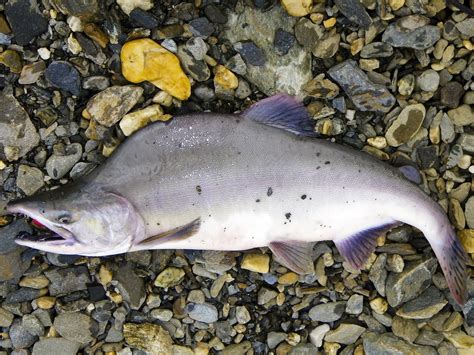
[309,324,330,348]
[38,48,51,60]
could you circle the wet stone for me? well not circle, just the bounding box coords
[417,145,439,170]
[234,41,266,67]
[334,0,372,28]
[129,8,161,29]
[186,302,218,323]
[54,312,98,345]
[32,337,81,355]
[385,104,426,147]
[0,308,14,327]
[124,323,173,354]
[392,316,419,343]
[45,143,83,180]
[328,60,395,113]
[21,314,44,337]
[382,17,440,50]
[258,287,278,305]
[396,286,448,319]
[176,46,210,82]
[309,301,345,322]
[45,265,91,296]
[386,258,436,307]
[267,331,287,349]
[440,82,464,108]
[16,165,44,196]
[369,253,388,296]
[361,42,393,58]
[346,294,364,315]
[189,17,214,37]
[274,29,295,56]
[114,263,146,310]
[204,4,228,24]
[45,61,82,96]
[5,287,42,304]
[9,320,37,349]
[5,0,48,45]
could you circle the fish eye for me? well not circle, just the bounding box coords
[57,214,71,224]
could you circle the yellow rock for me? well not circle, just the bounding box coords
[99,265,113,285]
[370,297,388,314]
[323,18,337,29]
[36,296,56,309]
[443,330,474,350]
[121,38,191,100]
[278,272,299,285]
[19,275,49,289]
[389,0,405,10]
[458,229,474,253]
[0,49,22,73]
[367,136,387,149]
[213,65,238,90]
[154,267,185,288]
[241,253,270,273]
[351,38,365,55]
[281,0,313,17]
[119,104,166,136]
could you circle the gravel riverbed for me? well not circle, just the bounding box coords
[0,0,473,354]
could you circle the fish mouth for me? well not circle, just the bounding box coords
[16,230,66,243]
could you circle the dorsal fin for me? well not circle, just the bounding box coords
[241,94,316,137]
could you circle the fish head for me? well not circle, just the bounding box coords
[6,187,145,256]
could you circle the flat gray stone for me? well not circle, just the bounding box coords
[309,301,346,322]
[363,332,437,355]
[382,16,440,50]
[32,337,81,355]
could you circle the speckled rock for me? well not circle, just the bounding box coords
[385,104,426,147]
[45,265,91,296]
[124,323,173,354]
[382,16,440,50]
[54,313,98,345]
[45,143,83,180]
[328,60,395,113]
[396,286,448,319]
[363,332,437,354]
[334,0,372,28]
[45,61,82,96]
[154,267,185,288]
[325,323,365,344]
[5,0,48,45]
[32,337,81,355]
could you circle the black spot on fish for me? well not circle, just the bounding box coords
[301,195,307,200]
[53,168,58,178]
[325,161,330,165]
[358,169,361,173]
[267,187,273,196]
[285,213,291,220]
[256,199,260,203]
[196,185,202,194]
[316,152,321,157]
[316,166,321,170]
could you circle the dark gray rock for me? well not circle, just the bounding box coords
[0,219,31,255]
[176,45,210,82]
[114,263,146,310]
[361,42,394,58]
[32,337,81,355]
[382,17,440,50]
[369,253,388,296]
[9,320,38,349]
[204,4,227,24]
[309,301,346,322]
[234,41,266,67]
[21,314,44,337]
[328,60,396,113]
[129,8,161,29]
[189,17,214,37]
[50,0,101,21]
[4,0,48,45]
[417,145,439,170]
[45,61,82,96]
[186,302,218,323]
[45,265,91,296]
[274,29,295,56]
[440,82,464,109]
[334,0,372,28]
[396,286,447,319]
[5,287,41,304]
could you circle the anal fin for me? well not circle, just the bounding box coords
[334,223,397,269]
[137,218,201,247]
[269,240,315,274]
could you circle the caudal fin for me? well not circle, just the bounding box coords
[431,228,468,305]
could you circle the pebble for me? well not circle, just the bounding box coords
[455,18,474,37]
[441,82,464,108]
[31,338,81,355]
[257,287,278,305]
[396,286,448,319]
[346,294,364,315]
[120,104,168,136]
[324,323,366,344]
[186,37,208,61]
[45,61,82,96]
[204,4,227,24]
[309,324,330,347]
[19,275,49,289]
[382,16,440,50]
[234,41,266,67]
[369,253,388,296]
[328,60,395,113]
[121,38,191,100]
[44,265,91,296]
[54,312,97,345]
[303,77,339,99]
[5,0,48,45]
[123,323,173,354]
[385,104,426,147]
[274,29,296,56]
[309,301,345,322]
[361,42,393,58]
[116,0,153,15]
[35,296,56,310]
[417,69,440,92]
[114,263,146,310]
[129,8,161,29]
[0,91,40,161]
[214,65,239,90]
[176,45,210,82]
[392,316,419,343]
[186,302,218,323]
[447,104,474,127]
[281,0,312,16]
[84,85,143,127]
[241,253,270,273]
[18,61,45,85]
[370,297,389,314]
[0,308,14,327]
[150,308,173,322]
[189,17,214,37]
[154,267,185,288]
[0,50,22,73]
[267,331,287,349]
[9,320,37,349]
[386,258,436,307]
[334,0,372,28]
[363,332,437,354]
[235,305,251,324]
[45,143,83,180]
[21,314,44,337]
[312,31,340,59]
[16,164,44,196]
[278,272,299,285]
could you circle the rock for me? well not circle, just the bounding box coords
[45,143,83,180]
[396,286,448,319]
[9,320,37,349]
[392,316,419,343]
[325,323,366,344]
[189,17,214,37]
[257,287,278,305]
[267,332,287,349]
[214,65,238,90]
[235,306,251,324]
[334,0,372,28]
[16,165,44,196]
[361,42,393,58]
[32,338,81,355]
[327,60,395,113]
[54,313,97,345]
[386,258,436,307]
[370,297,389,314]
[36,296,56,309]
[224,5,311,97]
[84,85,143,127]
[369,253,388,296]
[5,0,48,45]
[19,275,49,289]
[186,37,208,61]
[121,38,191,100]
[309,301,345,322]
[312,31,340,59]
[386,254,404,273]
[220,341,252,354]
[116,0,153,15]
[124,323,173,354]
[130,8,161,29]
[234,41,266,67]
[120,105,168,136]
[21,314,44,337]
[281,0,312,16]
[346,294,364,315]
[416,70,440,92]
[458,133,474,153]
[45,61,82,96]
[278,272,299,285]
[274,29,295,56]
[0,50,22,73]
[417,145,439,170]
[385,104,426,147]
[382,16,440,50]
[176,45,210,82]
[363,332,437,355]
[204,4,227,24]
[51,0,101,21]
[289,343,319,354]
[154,267,185,288]
[0,308,14,327]
[150,308,173,322]
[0,90,40,161]
[304,77,339,99]
[309,324,330,347]
[241,253,270,273]
[45,265,91,296]
[398,74,415,96]
[294,17,324,49]
[447,104,474,126]
[440,82,464,109]
[455,18,474,37]
[114,263,146,310]
[18,61,45,85]
[465,197,474,229]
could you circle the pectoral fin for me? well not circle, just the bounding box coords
[269,240,315,274]
[334,223,398,269]
[137,218,201,247]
